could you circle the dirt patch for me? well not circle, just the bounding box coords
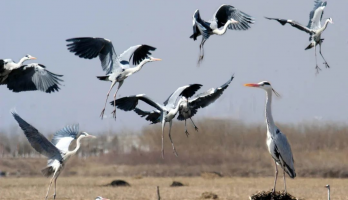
[105,180,130,187]
[200,192,218,199]
[170,181,184,187]
[249,191,302,200]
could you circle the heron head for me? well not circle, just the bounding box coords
[24,54,36,60]
[325,184,330,189]
[244,81,281,97]
[95,196,110,200]
[79,131,96,139]
[148,56,162,62]
[328,18,333,24]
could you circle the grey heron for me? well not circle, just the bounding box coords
[111,84,202,158]
[66,37,161,119]
[325,185,330,200]
[190,4,255,64]
[177,75,234,136]
[244,81,296,193]
[265,1,333,73]
[11,111,96,200]
[1,62,63,93]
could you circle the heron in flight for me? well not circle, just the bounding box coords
[265,0,333,73]
[190,4,255,64]
[244,81,296,193]
[11,111,96,200]
[0,55,63,93]
[66,37,161,119]
[111,84,202,158]
[178,75,234,136]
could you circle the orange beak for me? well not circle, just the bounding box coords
[152,58,162,61]
[31,57,37,60]
[244,83,259,87]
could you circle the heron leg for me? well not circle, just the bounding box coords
[161,117,166,159]
[168,120,178,157]
[314,45,321,74]
[198,38,206,64]
[319,42,330,68]
[53,176,58,199]
[100,81,117,119]
[111,80,124,120]
[190,118,199,132]
[184,120,189,137]
[283,167,287,193]
[272,160,278,193]
[45,176,55,200]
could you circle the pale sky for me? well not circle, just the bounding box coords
[1,0,348,134]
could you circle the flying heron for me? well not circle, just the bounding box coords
[66,37,161,119]
[190,4,255,64]
[111,84,202,158]
[265,0,333,73]
[244,81,296,193]
[11,111,96,200]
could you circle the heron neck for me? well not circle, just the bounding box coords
[213,21,231,35]
[131,59,148,74]
[70,136,82,155]
[265,90,276,132]
[18,57,28,66]
[320,20,330,32]
[328,188,330,200]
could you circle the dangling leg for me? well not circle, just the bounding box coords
[283,167,287,193]
[272,160,278,193]
[198,38,206,64]
[168,120,178,157]
[100,80,117,119]
[319,42,330,68]
[314,45,321,74]
[111,81,124,119]
[190,118,199,132]
[53,176,59,199]
[45,176,55,200]
[161,117,166,159]
[185,120,189,137]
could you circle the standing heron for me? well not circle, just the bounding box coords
[244,81,296,193]
[66,37,161,119]
[111,84,202,158]
[1,63,63,93]
[11,111,96,200]
[177,75,234,136]
[265,1,333,72]
[190,4,255,64]
[325,185,330,200]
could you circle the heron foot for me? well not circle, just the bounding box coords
[111,109,117,120]
[100,109,105,119]
[185,130,189,137]
[53,194,56,199]
[173,148,179,157]
[195,126,199,132]
[272,188,276,193]
[323,62,330,68]
[315,65,322,74]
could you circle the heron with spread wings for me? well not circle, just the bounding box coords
[11,111,95,200]
[66,37,161,119]
[111,84,202,158]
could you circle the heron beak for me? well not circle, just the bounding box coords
[102,198,110,200]
[244,83,259,87]
[151,58,162,61]
[31,57,37,60]
[88,135,96,138]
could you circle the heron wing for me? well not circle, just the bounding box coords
[273,130,296,178]
[51,124,80,153]
[112,94,164,112]
[119,44,156,66]
[265,17,313,34]
[188,75,234,115]
[163,84,202,108]
[193,10,212,39]
[214,4,255,30]
[6,63,63,93]
[66,37,118,74]
[307,0,326,29]
[134,108,161,124]
[190,10,202,40]
[11,111,62,160]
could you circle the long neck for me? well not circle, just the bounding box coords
[213,21,231,35]
[320,20,330,32]
[129,59,149,74]
[265,90,276,132]
[328,187,330,200]
[17,57,28,66]
[70,136,83,155]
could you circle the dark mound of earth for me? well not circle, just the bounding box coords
[170,181,184,187]
[249,191,301,200]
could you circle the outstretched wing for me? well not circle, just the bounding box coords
[11,111,62,160]
[134,108,161,124]
[66,37,118,74]
[51,124,80,153]
[214,4,255,30]
[185,75,234,118]
[119,45,156,66]
[307,0,326,30]
[163,84,202,108]
[265,17,313,34]
[192,9,212,39]
[6,63,63,93]
[111,94,164,112]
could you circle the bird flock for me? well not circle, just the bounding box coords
[1,1,333,199]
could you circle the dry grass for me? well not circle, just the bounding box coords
[0,177,345,200]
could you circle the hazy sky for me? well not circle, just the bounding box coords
[1,0,348,134]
